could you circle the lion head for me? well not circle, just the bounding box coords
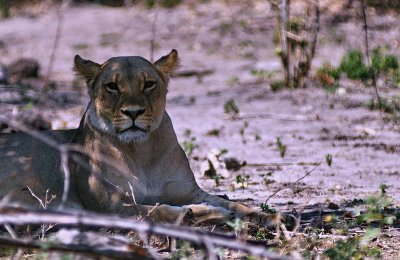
[73,50,179,143]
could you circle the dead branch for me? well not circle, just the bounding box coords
[173,69,214,78]
[173,69,215,82]
[0,205,291,260]
[265,162,321,203]
[360,0,382,105]
[0,232,151,259]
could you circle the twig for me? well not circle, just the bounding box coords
[0,205,291,260]
[26,187,46,209]
[41,0,68,97]
[360,0,381,105]
[128,182,137,205]
[265,162,321,203]
[149,0,159,62]
[4,224,17,239]
[60,149,70,207]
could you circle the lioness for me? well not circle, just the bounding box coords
[0,50,281,226]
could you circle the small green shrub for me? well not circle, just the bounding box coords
[260,203,276,214]
[276,137,287,158]
[224,99,240,116]
[339,50,371,81]
[270,80,286,91]
[236,175,250,191]
[366,96,400,114]
[371,47,399,74]
[325,154,333,167]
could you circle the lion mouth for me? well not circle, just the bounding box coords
[118,125,146,133]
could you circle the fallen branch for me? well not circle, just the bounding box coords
[173,69,215,83]
[0,205,291,260]
[173,69,214,78]
[0,232,151,259]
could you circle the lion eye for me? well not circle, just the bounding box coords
[105,82,119,92]
[143,80,156,92]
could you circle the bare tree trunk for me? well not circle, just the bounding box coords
[293,0,320,88]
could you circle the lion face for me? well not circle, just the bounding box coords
[74,50,179,143]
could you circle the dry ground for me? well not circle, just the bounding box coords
[0,1,399,258]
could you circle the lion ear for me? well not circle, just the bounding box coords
[154,49,180,77]
[73,55,101,81]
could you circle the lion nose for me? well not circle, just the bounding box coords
[121,108,145,120]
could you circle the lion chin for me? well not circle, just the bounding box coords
[118,130,149,143]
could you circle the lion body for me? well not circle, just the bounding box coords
[0,51,279,226]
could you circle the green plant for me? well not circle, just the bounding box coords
[169,240,198,259]
[255,228,268,240]
[250,69,275,80]
[213,174,222,187]
[226,218,246,236]
[371,47,399,74]
[262,173,274,185]
[270,80,286,92]
[260,203,276,214]
[366,96,400,114]
[236,175,250,191]
[276,137,287,158]
[326,154,333,166]
[181,129,198,156]
[339,50,371,81]
[379,183,387,194]
[224,99,240,116]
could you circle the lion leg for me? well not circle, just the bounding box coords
[192,191,284,228]
[183,204,234,224]
[122,203,234,225]
[122,204,186,223]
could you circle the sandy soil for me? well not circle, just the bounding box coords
[0,1,399,258]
